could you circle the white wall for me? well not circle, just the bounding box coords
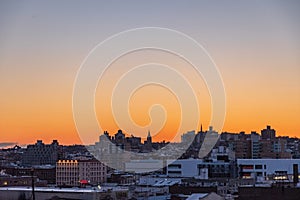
[237,159,300,175]
[125,160,163,173]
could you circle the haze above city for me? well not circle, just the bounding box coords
[0,1,299,145]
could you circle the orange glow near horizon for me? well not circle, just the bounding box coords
[0,50,299,145]
[0,53,299,146]
[1,49,299,145]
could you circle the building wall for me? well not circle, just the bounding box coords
[56,160,79,186]
[237,159,300,179]
[1,166,56,184]
[231,139,291,159]
[238,186,300,200]
[167,159,199,177]
[56,160,107,186]
[166,159,234,178]
[125,160,163,173]
[22,140,62,166]
[78,160,107,185]
[231,140,252,159]
[261,125,276,140]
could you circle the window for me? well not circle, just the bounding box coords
[255,165,262,169]
[168,171,181,175]
[242,165,253,170]
[168,164,181,169]
[257,172,263,176]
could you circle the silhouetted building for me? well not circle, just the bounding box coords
[144,130,153,152]
[125,135,142,152]
[261,125,276,140]
[22,140,63,166]
[1,165,56,184]
[114,130,125,145]
[0,175,47,187]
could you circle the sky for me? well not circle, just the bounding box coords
[0,0,299,145]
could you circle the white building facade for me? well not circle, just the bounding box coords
[166,159,233,178]
[237,159,300,179]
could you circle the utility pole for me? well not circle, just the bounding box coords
[31,168,35,200]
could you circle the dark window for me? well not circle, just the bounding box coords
[168,164,181,169]
[168,171,181,175]
[255,165,263,169]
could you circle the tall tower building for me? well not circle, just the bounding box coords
[147,130,152,144]
[144,130,152,152]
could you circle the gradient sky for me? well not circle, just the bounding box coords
[0,1,299,145]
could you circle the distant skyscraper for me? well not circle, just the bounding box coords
[147,130,152,144]
[144,130,152,152]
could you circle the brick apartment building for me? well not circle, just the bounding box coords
[56,159,107,186]
[229,126,291,159]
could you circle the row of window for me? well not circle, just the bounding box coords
[198,164,230,169]
[57,168,106,171]
[241,164,267,170]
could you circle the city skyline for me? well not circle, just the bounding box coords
[1,1,300,199]
[1,1,299,145]
[1,124,299,147]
